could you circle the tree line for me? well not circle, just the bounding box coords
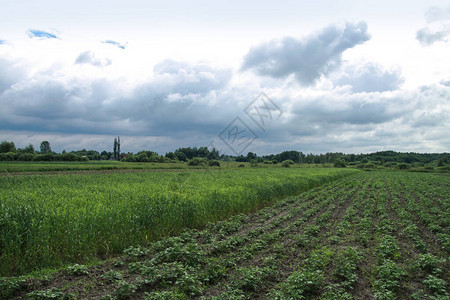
[0,140,448,167]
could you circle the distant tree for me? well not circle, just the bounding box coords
[246,152,257,161]
[175,151,187,162]
[0,141,16,153]
[113,138,120,161]
[250,159,258,167]
[334,159,346,168]
[437,157,447,167]
[117,137,121,161]
[165,152,177,160]
[20,144,35,154]
[207,148,220,160]
[40,141,51,154]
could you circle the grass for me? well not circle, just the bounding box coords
[0,167,356,276]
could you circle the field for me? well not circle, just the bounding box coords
[0,167,354,277]
[1,170,448,299]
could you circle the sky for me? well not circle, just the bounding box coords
[0,0,449,155]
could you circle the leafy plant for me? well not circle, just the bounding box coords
[66,264,89,276]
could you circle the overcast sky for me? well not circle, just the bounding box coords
[0,0,449,155]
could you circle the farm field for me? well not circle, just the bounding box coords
[0,167,354,277]
[1,171,448,299]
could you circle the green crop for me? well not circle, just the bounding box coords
[0,168,354,276]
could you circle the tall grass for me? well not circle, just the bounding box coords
[0,168,356,276]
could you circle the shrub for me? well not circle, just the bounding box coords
[238,164,245,168]
[123,154,136,162]
[60,153,81,161]
[208,160,220,167]
[334,159,346,168]
[32,153,56,161]
[250,159,258,167]
[281,160,294,167]
[188,158,207,166]
[17,153,35,161]
[396,163,410,170]
[0,152,16,161]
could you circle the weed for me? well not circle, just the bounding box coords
[66,264,89,276]
[26,288,74,299]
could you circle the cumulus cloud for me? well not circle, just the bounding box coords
[0,58,26,93]
[27,29,60,40]
[416,26,450,45]
[417,6,450,45]
[241,22,371,85]
[333,63,403,93]
[102,40,126,49]
[75,51,111,67]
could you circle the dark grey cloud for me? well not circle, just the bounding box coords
[102,40,126,49]
[0,59,233,137]
[334,63,403,93]
[241,22,370,85]
[290,94,402,126]
[75,51,111,67]
[27,29,60,40]
[417,6,450,45]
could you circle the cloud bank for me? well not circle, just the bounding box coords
[241,22,371,85]
[0,21,448,154]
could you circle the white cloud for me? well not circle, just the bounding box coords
[75,51,111,67]
[417,6,450,45]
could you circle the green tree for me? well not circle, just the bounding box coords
[40,141,51,154]
[0,141,16,153]
[20,144,35,154]
[175,151,187,162]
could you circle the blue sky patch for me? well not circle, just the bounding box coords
[28,30,60,40]
[102,40,126,49]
